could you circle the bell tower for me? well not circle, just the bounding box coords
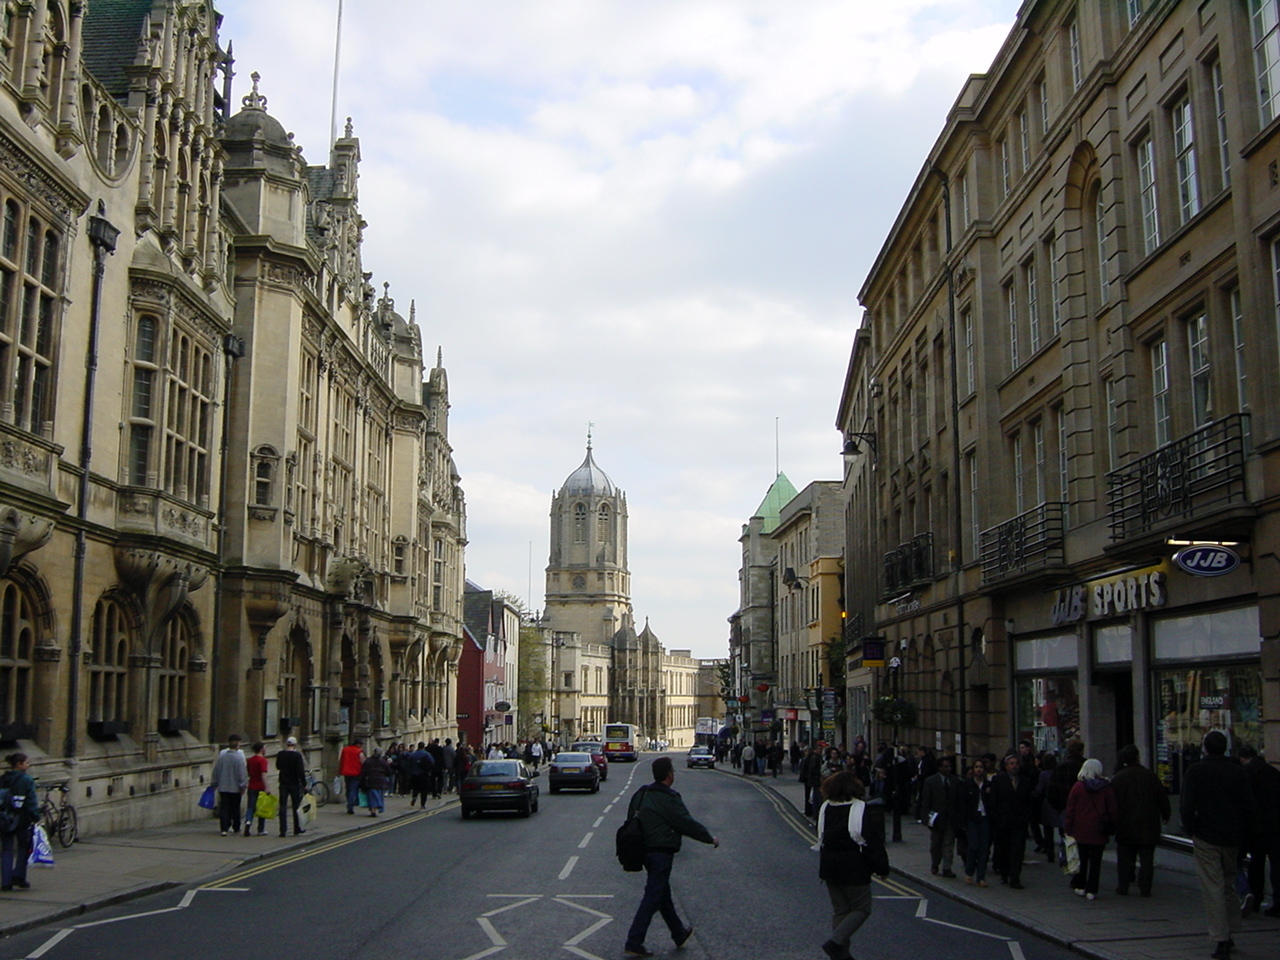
[543,436,631,645]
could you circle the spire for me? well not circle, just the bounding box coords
[242,71,268,112]
[587,421,594,450]
[436,346,443,368]
[409,300,416,325]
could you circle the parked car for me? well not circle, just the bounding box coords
[459,759,540,818]
[686,746,715,769]
[570,741,609,781]
[548,752,601,793]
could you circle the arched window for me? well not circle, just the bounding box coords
[89,597,131,726]
[280,628,310,735]
[573,503,587,543]
[597,503,610,543]
[252,445,279,506]
[157,611,192,728]
[0,579,35,733]
[128,315,158,485]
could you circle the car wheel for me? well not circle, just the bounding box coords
[532,795,539,813]
[591,780,600,793]
[461,806,473,820]
[520,797,532,818]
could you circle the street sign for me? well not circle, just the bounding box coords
[456,713,470,719]
[862,639,886,667]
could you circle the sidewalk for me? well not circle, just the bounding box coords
[0,791,455,938]
[753,770,1280,960]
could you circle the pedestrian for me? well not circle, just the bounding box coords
[339,738,366,814]
[211,734,248,836]
[1182,730,1256,960]
[990,753,1034,889]
[790,741,802,774]
[740,741,755,777]
[530,739,544,769]
[912,746,937,822]
[622,756,718,958]
[361,748,391,816]
[1016,740,1047,856]
[442,738,458,793]
[1046,738,1085,820]
[0,752,39,891]
[1033,752,1059,864]
[244,741,270,837]
[274,736,307,837]
[1238,744,1280,918]
[961,760,993,886]
[407,741,432,806]
[769,742,784,778]
[427,738,446,798]
[1111,744,1170,897]
[1063,758,1118,900]
[815,769,889,960]
[920,756,963,878]
[802,746,825,819]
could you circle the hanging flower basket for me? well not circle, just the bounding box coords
[870,696,918,728]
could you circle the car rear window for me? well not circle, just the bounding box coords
[555,753,591,764]
[472,761,519,778]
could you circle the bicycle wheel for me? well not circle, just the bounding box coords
[56,805,78,847]
[40,800,57,838]
[310,781,330,806]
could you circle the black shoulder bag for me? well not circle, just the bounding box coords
[616,789,650,872]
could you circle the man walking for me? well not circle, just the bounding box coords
[339,738,366,814]
[1111,744,1169,897]
[211,734,247,836]
[442,738,458,793]
[921,756,963,877]
[275,736,307,836]
[740,741,755,777]
[1182,730,1255,960]
[623,756,718,958]
[1238,744,1279,918]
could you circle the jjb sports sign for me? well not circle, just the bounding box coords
[1172,544,1241,578]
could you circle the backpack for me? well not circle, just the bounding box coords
[0,774,23,834]
[616,788,651,872]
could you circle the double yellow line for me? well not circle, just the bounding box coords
[202,804,450,889]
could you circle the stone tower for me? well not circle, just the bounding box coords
[543,441,631,645]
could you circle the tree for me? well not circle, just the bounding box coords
[515,614,549,742]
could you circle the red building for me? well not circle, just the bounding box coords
[456,625,486,747]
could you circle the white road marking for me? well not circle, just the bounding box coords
[483,896,541,916]
[593,816,604,828]
[553,897,612,918]
[1008,941,1027,960]
[477,917,507,945]
[486,893,543,898]
[559,855,579,879]
[578,832,593,848]
[558,894,614,898]
[24,928,72,959]
[602,804,613,814]
[922,917,1010,941]
[564,916,612,945]
[459,947,505,960]
[874,895,919,899]
[915,898,928,918]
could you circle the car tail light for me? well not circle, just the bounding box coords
[507,780,527,790]
[462,782,478,792]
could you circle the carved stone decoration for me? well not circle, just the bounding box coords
[0,509,54,575]
[113,548,206,652]
[0,438,50,479]
[0,129,82,224]
[325,555,370,599]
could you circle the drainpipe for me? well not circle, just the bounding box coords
[932,167,967,761]
[209,331,245,744]
[65,203,119,760]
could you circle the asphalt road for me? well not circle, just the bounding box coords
[2,757,1080,960]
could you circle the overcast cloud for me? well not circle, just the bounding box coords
[219,0,1020,658]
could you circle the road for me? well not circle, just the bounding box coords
[3,757,1078,960]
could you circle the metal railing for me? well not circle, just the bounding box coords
[1107,414,1249,542]
[979,501,1067,583]
[882,533,934,594]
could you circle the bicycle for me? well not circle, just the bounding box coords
[306,769,330,806]
[39,782,78,847]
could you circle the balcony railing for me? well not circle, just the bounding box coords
[882,533,934,594]
[1107,414,1250,542]
[980,502,1067,583]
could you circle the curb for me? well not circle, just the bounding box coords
[0,797,456,940]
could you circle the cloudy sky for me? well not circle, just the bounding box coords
[218,0,1020,659]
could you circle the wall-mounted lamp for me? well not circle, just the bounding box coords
[842,432,877,463]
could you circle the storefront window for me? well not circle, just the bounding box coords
[1153,606,1260,660]
[1015,675,1080,756]
[1094,623,1132,664]
[1014,634,1078,671]
[1154,663,1263,833]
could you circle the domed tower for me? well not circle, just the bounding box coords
[543,439,631,644]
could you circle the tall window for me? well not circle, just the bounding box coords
[967,450,979,555]
[1252,0,1280,124]
[1105,378,1119,472]
[1069,18,1083,90]
[1006,281,1020,368]
[597,503,610,543]
[128,316,158,485]
[432,539,444,610]
[1012,432,1025,514]
[252,446,278,507]
[999,136,1010,197]
[573,502,587,543]
[1152,339,1171,447]
[1187,312,1212,427]
[1127,0,1146,26]
[1037,76,1050,136]
[163,331,214,504]
[961,307,974,395]
[1136,135,1160,254]
[1172,96,1201,223]
[0,580,34,729]
[1056,406,1069,509]
[1094,184,1109,304]
[1212,60,1231,190]
[0,202,62,436]
[1032,419,1047,505]
[1025,257,1041,353]
[1018,109,1030,172]
[960,171,970,226]
[1231,287,1250,446]
[157,614,190,724]
[1048,234,1062,333]
[89,598,130,724]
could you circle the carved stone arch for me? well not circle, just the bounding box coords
[1,560,57,645]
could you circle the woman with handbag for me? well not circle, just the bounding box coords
[815,771,890,960]
[0,752,40,891]
[1063,757,1119,901]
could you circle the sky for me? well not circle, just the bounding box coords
[217,0,1021,659]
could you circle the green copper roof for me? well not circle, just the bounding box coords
[753,472,797,534]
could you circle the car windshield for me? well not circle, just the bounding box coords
[554,754,591,764]
[572,743,602,752]
[471,761,520,778]
[689,747,709,755]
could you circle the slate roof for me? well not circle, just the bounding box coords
[560,446,616,497]
[81,0,154,100]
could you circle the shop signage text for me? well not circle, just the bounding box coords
[1050,568,1166,624]
[1173,544,1241,578]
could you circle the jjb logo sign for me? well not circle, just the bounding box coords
[1172,544,1241,578]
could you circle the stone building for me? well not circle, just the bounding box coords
[838,0,1280,819]
[0,1,464,835]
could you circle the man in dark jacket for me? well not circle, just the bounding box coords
[1239,744,1280,918]
[1111,744,1170,897]
[920,757,965,877]
[801,746,825,819]
[990,754,1034,888]
[1046,739,1085,814]
[623,756,718,958]
[1182,731,1255,960]
[274,736,308,837]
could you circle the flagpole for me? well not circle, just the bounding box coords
[329,0,344,149]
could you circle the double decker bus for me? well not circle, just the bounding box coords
[603,722,640,762]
